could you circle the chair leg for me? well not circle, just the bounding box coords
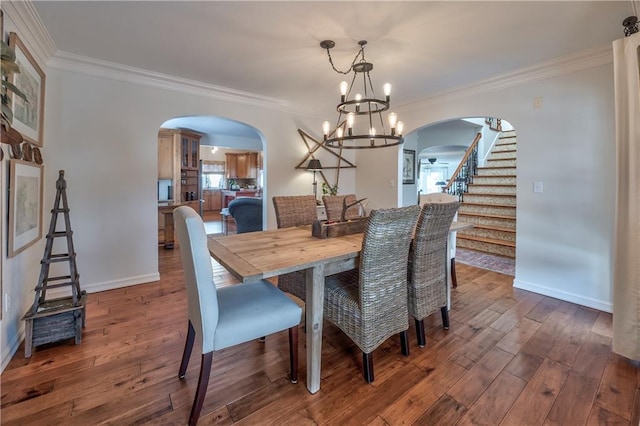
[189,352,213,426]
[441,306,450,330]
[289,326,299,383]
[179,321,195,379]
[400,330,410,356]
[451,257,458,288]
[362,352,374,383]
[415,318,426,348]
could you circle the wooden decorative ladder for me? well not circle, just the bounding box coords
[23,170,86,357]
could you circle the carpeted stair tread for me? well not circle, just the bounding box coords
[457,234,516,248]
[468,183,516,188]
[464,193,516,198]
[463,224,515,233]
[460,201,515,208]
[459,211,515,220]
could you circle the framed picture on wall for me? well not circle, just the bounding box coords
[8,32,46,147]
[402,149,415,185]
[8,159,43,258]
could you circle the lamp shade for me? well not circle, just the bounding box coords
[306,159,323,171]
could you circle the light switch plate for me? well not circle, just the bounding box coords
[533,181,543,193]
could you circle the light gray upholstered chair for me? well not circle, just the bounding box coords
[173,206,302,426]
[323,205,421,383]
[408,200,460,347]
[272,195,318,301]
[419,192,461,287]
[322,194,361,222]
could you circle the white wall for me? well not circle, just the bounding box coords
[361,63,615,314]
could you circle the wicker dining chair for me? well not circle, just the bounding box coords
[323,205,421,383]
[272,195,318,301]
[408,200,460,347]
[322,194,361,222]
[419,192,461,288]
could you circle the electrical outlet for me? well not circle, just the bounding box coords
[389,179,395,188]
[533,181,544,193]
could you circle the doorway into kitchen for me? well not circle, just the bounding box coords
[156,115,264,250]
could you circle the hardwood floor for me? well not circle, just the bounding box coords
[2,244,639,425]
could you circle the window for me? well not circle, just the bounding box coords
[202,161,225,189]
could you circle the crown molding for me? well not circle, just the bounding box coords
[2,1,56,67]
[47,51,310,116]
[400,44,614,108]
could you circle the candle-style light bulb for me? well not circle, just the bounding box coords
[388,112,397,128]
[355,93,362,113]
[336,127,344,138]
[396,121,404,136]
[347,113,355,136]
[340,81,348,96]
[322,121,331,140]
[383,83,391,101]
[369,127,376,137]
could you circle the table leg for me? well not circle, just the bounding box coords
[305,265,325,394]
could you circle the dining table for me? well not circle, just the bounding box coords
[207,221,472,394]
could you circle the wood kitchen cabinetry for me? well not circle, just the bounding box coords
[157,128,202,206]
[226,152,258,179]
[203,190,222,211]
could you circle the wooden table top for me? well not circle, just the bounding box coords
[206,221,472,284]
[207,226,363,283]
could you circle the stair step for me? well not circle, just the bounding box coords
[488,150,516,160]
[467,184,516,195]
[458,212,516,228]
[460,224,515,241]
[457,235,516,258]
[477,166,516,176]
[463,193,516,205]
[459,202,516,217]
[486,158,516,167]
[472,175,516,185]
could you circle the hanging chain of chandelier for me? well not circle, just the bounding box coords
[320,40,404,149]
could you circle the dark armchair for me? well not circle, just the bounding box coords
[228,197,263,234]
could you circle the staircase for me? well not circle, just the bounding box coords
[456,130,516,258]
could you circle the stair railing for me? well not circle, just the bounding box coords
[442,132,482,200]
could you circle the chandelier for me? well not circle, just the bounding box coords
[320,40,404,149]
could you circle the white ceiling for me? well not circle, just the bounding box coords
[32,1,635,140]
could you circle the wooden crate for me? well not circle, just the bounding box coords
[23,292,86,358]
[312,218,367,239]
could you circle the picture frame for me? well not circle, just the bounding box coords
[402,149,416,185]
[8,159,43,258]
[8,32,45,147]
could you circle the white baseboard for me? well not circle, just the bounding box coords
[2,323,25,372]
[1,272,160,373]
[513,279,612,313]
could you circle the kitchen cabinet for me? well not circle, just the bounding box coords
[158,128,202,206]
[180,131,200,170]
[203,190,222,211]
[226,152,258,179]
[157,129,176,180]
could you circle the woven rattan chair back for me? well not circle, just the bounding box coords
[323,205,421,382]
[322,194,361,222]
[408,201,460,347]
[272,195,317,228]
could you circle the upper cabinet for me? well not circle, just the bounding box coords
[157,129,177,180]
[226,152,258,179]
[180,131,201,170]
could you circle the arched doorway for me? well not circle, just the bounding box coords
[410,117,517,276]
[156,115,265,248]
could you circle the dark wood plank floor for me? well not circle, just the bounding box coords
[2,243,639,425]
